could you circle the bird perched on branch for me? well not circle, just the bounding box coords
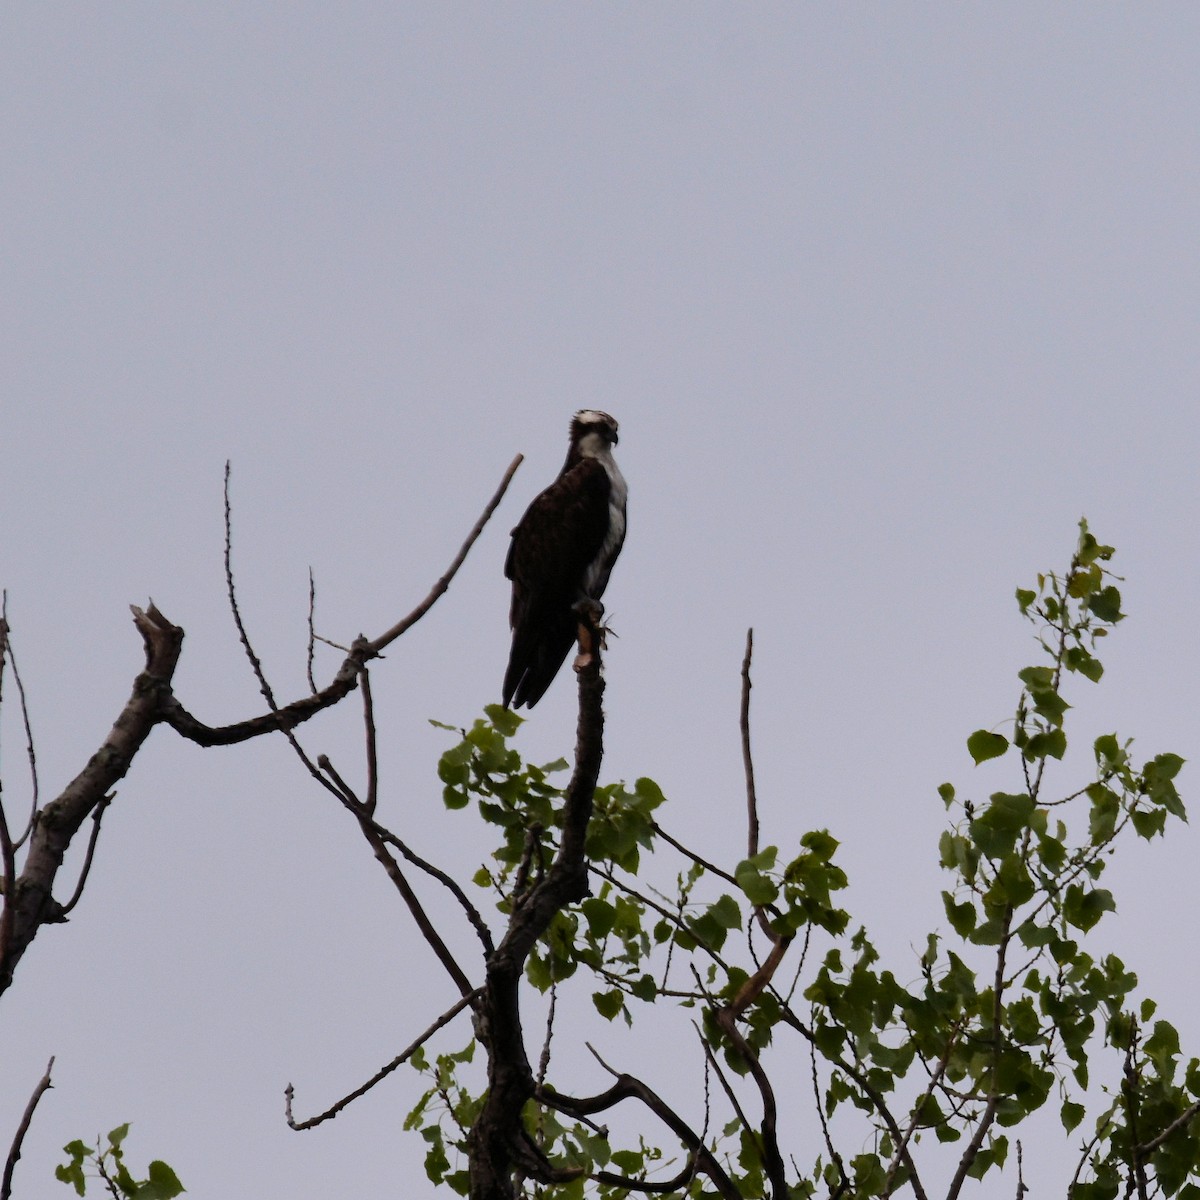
[502,410,627,709]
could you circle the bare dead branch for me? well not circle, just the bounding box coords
[286,991,479,1130]
[158,642,371,747]
[313,741,492,984]
[0,606,13,967]
[1,1057,53,1200]
[315,754,362,808]
[224,461,281,714]
[0,604,183,996]
[694,959,788,1198]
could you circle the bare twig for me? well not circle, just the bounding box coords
[741,629,759,860]
[695,1021,752,1133]
[807,1020,846,1196]
[369,453,523,655]
[0,610,14,961]
[286,992,479,1129]
[368,818,494,955]
[590,1155,704,1194]
[224,461,280,713]
[536,983,557,1089]
[60,793,114,916]
[354,813,474,999]
[882,1020,963,1197]
[777,1005,929,1200]
[360,668,378,816]
[650,822,739,887]
[0,808,12,974]
[1,1056,54,1200]
[0,601,41,850]
[306,568,318,695]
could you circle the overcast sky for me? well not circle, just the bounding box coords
[3,6,1200,1197]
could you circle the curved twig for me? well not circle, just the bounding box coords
[541,1042,742,1200]
[60,792,113,916]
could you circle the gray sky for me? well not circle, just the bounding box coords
[3,6,1200,1196]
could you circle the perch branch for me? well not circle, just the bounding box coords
[468,606,607,1200]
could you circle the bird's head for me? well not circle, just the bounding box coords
[570,409,619,452]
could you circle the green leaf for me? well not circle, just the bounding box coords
[483,703,523,737]
[138,1161,186,1200]
[967,730,1009,765]
[943,893,976,937]
[801,830,839,860]
[1131,806,1166,839]
[709,893,743,930]
[1024,728,1067,761]
[735,859,779,907]
[1088,585,1124,623]
[1063,884,1116,932]
[592,989,624,1021]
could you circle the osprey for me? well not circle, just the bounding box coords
[502,410,627,709]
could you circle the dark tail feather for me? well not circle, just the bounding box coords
[503,614,576,709]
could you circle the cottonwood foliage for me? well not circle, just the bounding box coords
[406,523,1200,1198]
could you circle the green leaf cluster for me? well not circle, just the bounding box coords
[55,1125,184,1199]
